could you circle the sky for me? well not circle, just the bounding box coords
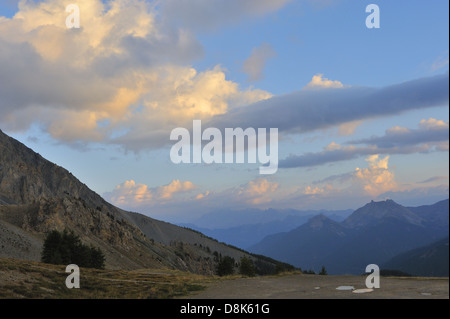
[0,0,448,223]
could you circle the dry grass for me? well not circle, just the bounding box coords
[0,258,214,299]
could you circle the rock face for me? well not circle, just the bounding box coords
[0,129,285,274]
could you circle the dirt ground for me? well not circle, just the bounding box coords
[188,274,449,299]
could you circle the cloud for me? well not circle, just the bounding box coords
[279,118,449,169]
[304,74,345,89]
[353,155,396,197]
[105,179,197,208]
[418,176,449,184]
[348,118,449,148]
[157,180,196,200]
[242,43,277,82]
[0,0,272,149]
[304,184,333,195]
[431,51,449,72]
[207,73,449,136]
[237,178,279,205]
[160,0,293,31]
[107,180,153,207]
[195,191,211,200]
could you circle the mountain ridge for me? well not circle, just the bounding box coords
[0,129,291,274]
[250,198,449,275]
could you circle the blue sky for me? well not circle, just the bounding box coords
[0,0,448,223]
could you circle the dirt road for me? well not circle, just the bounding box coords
[188,274,449,299]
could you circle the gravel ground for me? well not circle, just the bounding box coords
[188,274,449,299]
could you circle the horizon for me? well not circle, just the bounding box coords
[0,0,448,224]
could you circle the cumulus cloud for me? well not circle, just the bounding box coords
[237,178,279,204]
[107,180,153,207]
[304,184,333,195]
[103,177,281,215]
[304,74,345,89]
[242,43,276,82]
[105,179,197,208]
[0,0,272,149]
[353,155,396,197]
[157,180,196,200]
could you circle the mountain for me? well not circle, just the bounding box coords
[343,199,423,228]
[250,199,449,275]
[408,199,449,232]
[383,237,449,277]
[188,207,352,229]
[0,129,290,274]
[182,214,316,249]
[181,208,352,249]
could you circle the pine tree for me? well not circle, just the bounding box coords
[216,256,235,276]
[41,229,106,269]
[319,266,328,275]
[239,256,256,277]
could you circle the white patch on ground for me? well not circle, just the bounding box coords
[336,286,355,291]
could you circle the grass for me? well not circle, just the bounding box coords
[0,258,303,299]
[0,258,213,299]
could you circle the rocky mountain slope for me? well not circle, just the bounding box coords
[0,129,289,274]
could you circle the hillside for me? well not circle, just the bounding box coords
[383,237,449,277]
[0,129,288,274]
[250,199,449,275]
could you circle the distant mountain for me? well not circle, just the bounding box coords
[343,199,423,228]
[0,129,290,274]
[182,208,352,249]
[188,207,352,229]
[182,214,315,249]
[250,199,449,275]
[383,237,449,277]
[408,199,449,232]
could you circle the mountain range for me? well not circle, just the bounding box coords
[250,199,449,275]
[0,129,291,274]
[180,208,352,249]
[1,128,447,277]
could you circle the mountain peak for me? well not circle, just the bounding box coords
[344,199,423,228]
[307,214,340,230]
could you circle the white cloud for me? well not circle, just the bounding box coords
[354,155,396,197]
[419,118,449,130]
[237,178,279,204]
[105,179,198,208]
[304,74,345,89]
[157,180,196,200]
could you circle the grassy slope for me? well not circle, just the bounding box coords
[0,258,212,299]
